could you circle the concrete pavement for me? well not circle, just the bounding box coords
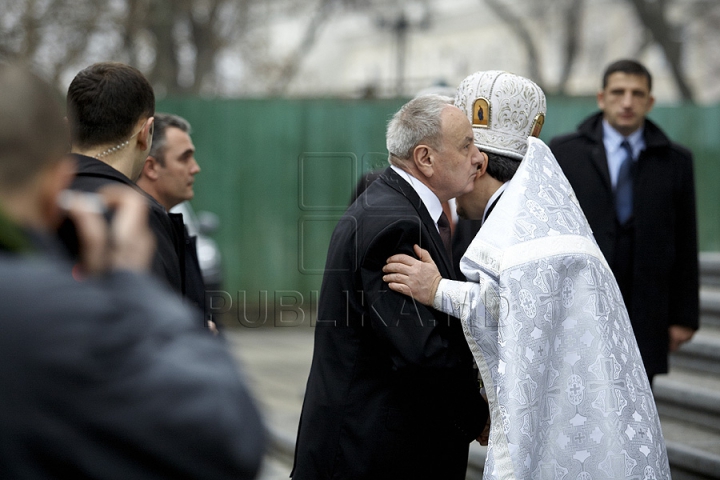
[225,324,489,479]
[227,325,314,480]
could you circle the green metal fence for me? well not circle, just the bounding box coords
[157,97,720,312]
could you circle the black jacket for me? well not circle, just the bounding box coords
[0,231,264,479]
[549,112,699,377]
[59,154,185,295]
[182,226,207,321]
[292,167,488,480]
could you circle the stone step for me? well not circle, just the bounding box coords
[670,326,720,376]
[464,423,720,479]
[654,368,720,435]
[700,252,720,288]
[700,287,720,329]
[665,433,720,479]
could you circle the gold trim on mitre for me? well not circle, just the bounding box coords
[472,97,490,128]
[530,112,545,138]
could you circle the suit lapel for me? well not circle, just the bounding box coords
[588,121,612,192]
[590,145,612,193]
[379,167,455,278]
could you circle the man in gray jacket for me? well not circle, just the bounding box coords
[0,64,265,479]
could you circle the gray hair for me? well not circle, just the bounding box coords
[386,94,453,166]
[148,113,192,166]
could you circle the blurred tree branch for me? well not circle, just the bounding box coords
[482,0,545,90]
[269,0,337,95]
[628,0,695,102]
[556,0,584,95]
[0,0,716,99]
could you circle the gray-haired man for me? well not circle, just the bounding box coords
[293,94,487,480]
[137,113,213,330]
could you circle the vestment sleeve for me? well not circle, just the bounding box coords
[433,278,489,325]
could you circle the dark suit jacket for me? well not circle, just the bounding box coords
[549,112,699,377]
[59,154,185,295]
[292,167,487,480]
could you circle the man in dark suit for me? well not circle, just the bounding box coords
[60,62,185,295]
[136,113,216,332]
[549,59,698,383]
[292,95,487,480]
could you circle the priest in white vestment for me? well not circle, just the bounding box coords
[383,71,670,480]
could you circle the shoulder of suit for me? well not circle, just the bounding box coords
[643,119,693,161]
[548,131,584,148]
[550,113,602,149]
[665,142,693,163]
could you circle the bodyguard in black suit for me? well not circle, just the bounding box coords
[292,95,488,479]
[60,63,186,296]
[549,59,699,382]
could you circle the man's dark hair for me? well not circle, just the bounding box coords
[148,113,191,167]
[485,151,519,183]
[67,62,155,148]
[602,59,652,91]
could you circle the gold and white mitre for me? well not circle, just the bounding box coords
[455,70,546,159]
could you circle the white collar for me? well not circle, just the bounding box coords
[390,165,443,224]
[602,120,645,159]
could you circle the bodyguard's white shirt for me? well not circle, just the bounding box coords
[602,120,645,190]
[390,165,444,233]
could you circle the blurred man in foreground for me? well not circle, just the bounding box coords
[0,64,264,479]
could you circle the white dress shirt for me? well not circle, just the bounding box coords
[602,120,645,189]
[390,165,444,232]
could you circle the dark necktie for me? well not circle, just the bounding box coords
[615,140,634,224]
[438,211,452,259]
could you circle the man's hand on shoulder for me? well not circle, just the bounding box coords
[383,244,442,306]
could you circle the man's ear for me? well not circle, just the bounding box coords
[413,144,434,178]
[136,116,154,152]
[141,156,160,181]
[477,151,489,177]
[646,93,655,113]
[596,89,605,110]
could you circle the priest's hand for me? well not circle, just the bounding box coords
[383,244,442,306]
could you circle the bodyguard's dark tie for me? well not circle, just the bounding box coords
[438,211,453,259]
[616,140,634,224]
